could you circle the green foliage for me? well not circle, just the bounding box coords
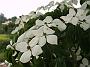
[0,34,10,41]
[0,40,9,62]
[0,22,16,34]
[0,13,7,23]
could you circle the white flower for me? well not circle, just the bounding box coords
[76,9,89,21]
[11,22,24,34]
[36,1,58,14]
[36,16,66,31]
[60,8,79,25]
[32,25,58,47]
[77,56,82,61]
[29,11,42,19]
[36,12,43,16]
[15,42,43,63]
[35,16,53,27]
[81,1,90,10]
[17,26,38,43]
[54,0,64,3]
[80,58,90,67]
[76,47,82,61]
[74,9,90,30]
[11,27,20,34]
[36,6,44,12]
[15,17,21,25]
[82,58,89,66]
[44,1,54,10]
[59,2,66,12]
[28,11,37,19]
[37,7,46,14]
[80,22,90,31]
[71,0,81,8]
[60,8,89,26]
[21,15,30,23]
[80,15,90,30]
[48,4,58,12]
[52,19,67,31]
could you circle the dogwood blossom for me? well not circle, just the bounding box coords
[15,42,43,63]
[30,25,58,47]
[35,16,53,27]
[36,1,58,14]
[21,15,30,23]
[60,8,89,26]
[44,1,54,10]
[80,58,90,67]
[80,15,90,30]
[17,25,38,43]
[29,11,43,19]
[71,0,81,8]
[76,47,82,61]
[15,17,21,25]
[11,22,24,34]
[81,1,90,10]
[36,16,66,31]
[60,8,79,25]
[52,19,67,31]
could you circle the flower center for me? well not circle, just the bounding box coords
[27,46,31,50]
[83,19,86,22]
[43,33,46,36]
[45,22,47,25]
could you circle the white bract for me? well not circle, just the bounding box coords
[29,11,37,19]
[76,47,82,61]
[81,1,90,10]
[15,17,21,25]
[31,25,58,47]
[11,22,24,34]
[36,1,58,14]
[21,15,30,23]
[60,8,79,25]
[52,19,67,31]
[60,8,90,27]
[36,16,66,31]
[80,58,90,67]
[35,16,53,27]
[17,25,38,43]
[71,0,81,8]
[15,42,43,63]
[80,15,90,30]
[44,1,54,10]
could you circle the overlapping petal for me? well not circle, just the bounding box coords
[46,35,57,45]
[15,42,28,52]
[31,45,43,56]
[20,50,31,63]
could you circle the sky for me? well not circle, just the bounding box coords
[0,0,64,18]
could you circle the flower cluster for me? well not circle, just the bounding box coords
[6,0,90,66]
[12,15,66,63]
